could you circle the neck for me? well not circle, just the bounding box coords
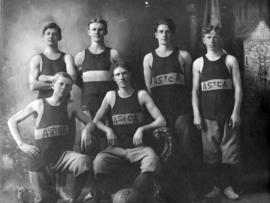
[44,45,60,54]
[206,48,224,58]
[118,86,134,98]
[47,95,65,106]
[158,43,174,51]
[89,41,106,52]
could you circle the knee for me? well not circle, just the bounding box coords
[74,155,92,176]
[141,154,160,174]
[93,153,107,175]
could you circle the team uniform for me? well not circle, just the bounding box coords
[29,99,91,203]
[200,54,240,164]
[200,54,240,188]
[37,53,67,99]
[150,47,192,163]
[81,47,115,115]
[93,90,160,176]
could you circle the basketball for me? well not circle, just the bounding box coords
[112,188,143,203]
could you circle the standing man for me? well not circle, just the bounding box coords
[93,61,166,201]
[192,25,242,200]
[75,18,120,119]
[29,22,77,99]
[8,72,95,203]
[143,18,195,202]
[28,22,77,200]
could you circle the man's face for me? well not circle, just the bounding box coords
[155,24,173,45]
[88,22,107,42]
[113,67,130,88]
[202,30,222,51]
[43,28,60,46]
[52,76,72,98]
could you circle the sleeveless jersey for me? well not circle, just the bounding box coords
[200,55,234,119]
[37,53,67,99]
[110,90,145,148]
[29,99,72,171]
[81,47,115,108]
[150,47,189,116]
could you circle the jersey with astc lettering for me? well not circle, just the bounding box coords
[110,90,145,148]
[37,53,67,99]
[81,48,115,109]
[29,99,72,171]
[150,48,189,116]
[200,54,234,119]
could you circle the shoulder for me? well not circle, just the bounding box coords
[64,53,74,62]
[193,57,204,71]
[137,89,150,101]
[225,54,238,66]
[30,99,43,111]
[75,50,86,66]
[143,53,153,66]
[31,54,42,64]
[179,50,191,60]
[110,48,120,59]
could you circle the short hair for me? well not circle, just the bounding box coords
[42,23,62,39]
[112,61,132,74]
[88,18,108,33]
[201,25,222,37]
[154,18,176,34]
[52,72,73,84]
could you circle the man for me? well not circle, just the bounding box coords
[192,25,242,200]
[143,18,195,202]
[8,72,95,203]
[75,18,120,119]
[29,22,77,99]
[93,61,166,201]
[28,23,77,200]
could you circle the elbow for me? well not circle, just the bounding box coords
[160,117,167,127]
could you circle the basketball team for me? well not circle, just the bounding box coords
[8,18,242,203]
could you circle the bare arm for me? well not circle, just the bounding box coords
[29,55,52,91]
[179,50,192,90]
[133,90,166,146]
[226,55,242,128]
[192,57,203,129]
[143,53,153,93]
[110,49,121,65]
[65,54,77,82]
[7,101,41,158]
[93,91,117,145]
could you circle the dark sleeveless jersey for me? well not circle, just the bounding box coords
[200,55,234,119]
[29,99,72,171]
[81,47,115,108]
[150,48,189,116]
[37,53,67,99]
[110,90,145,148]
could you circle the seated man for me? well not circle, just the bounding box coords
[8,72,95,203]
[92,61,166,201]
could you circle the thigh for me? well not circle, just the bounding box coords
[221,122,240,164]
[93,147,126,175]
[53,151,92,176]
[202,119,221,164]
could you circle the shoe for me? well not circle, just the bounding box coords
[205,186,221,198]
[224,186,240,200]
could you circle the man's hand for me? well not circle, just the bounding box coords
[106,128,117,146]
[193,114,203,130]
[229,112,241,129]
[133,127,144,146]
[19,143,40,159]
[81,128,93,151]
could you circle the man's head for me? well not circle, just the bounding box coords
[154,18,175,45]
[88,18,108,42]
[112,61,132,88]
[42,23,62,44]
[52,72,73,98]
[202,25,223,51]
